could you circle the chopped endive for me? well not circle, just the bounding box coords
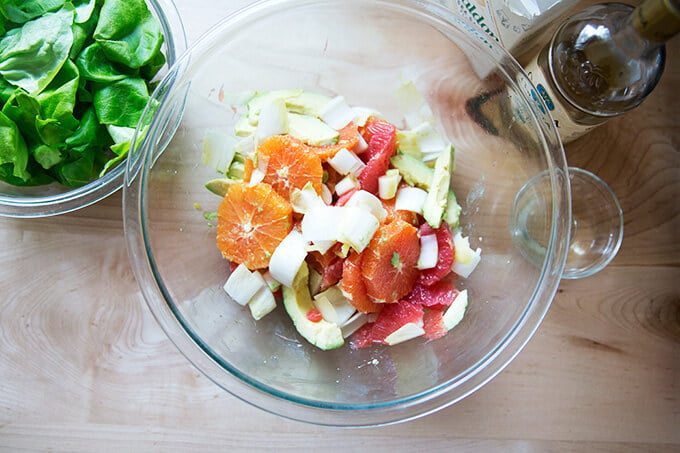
[223,264,266,306]
[335,174,360,196]
[262,270,281,292]
[352,106,383,127]
[327,148,365,176]
[417,234,438,270]
[337,206,380,253]
[321,184,333,204]
[344,190,387,222]
[202,129,236,173]
[300,205,343,244]
[234,115,257,136]
[248,286,277,320]
[319,95,355,130]
[232,135,257,158]
[378,169,401,200]
[451,232,482,278]
[313,285,357,325]
[394,186,428,214]
[384,322,425,345]
[290,181,326,214]
[394,80,435,129]
[341,312,369,338]
[256,97,289,141]
[268,229,308,288]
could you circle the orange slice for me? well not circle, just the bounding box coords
[361,219,420,303]
[341,251,382,313]
[257,135,323,198]
[216,182,293,270]
[307,122,361,161]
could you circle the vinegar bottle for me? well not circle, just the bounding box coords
[523,0,680,143]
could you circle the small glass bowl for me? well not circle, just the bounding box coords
[0,0,187,218]
[124,0,570,427]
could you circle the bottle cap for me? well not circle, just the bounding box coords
[633,0,680,42]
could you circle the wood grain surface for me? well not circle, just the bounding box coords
[1,1,678,451]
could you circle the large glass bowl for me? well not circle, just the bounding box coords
[124,0,570,427]
[0,0,187,218]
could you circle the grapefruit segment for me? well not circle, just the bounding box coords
[361,219,420,303]
[405,277,459,307]
[418,223,455,286]
[216,182,293,270]
[382,195,420,226]
[351,300,424,348]
[340,251,382,313]
[423,306,448,340]
[357,119,397,195]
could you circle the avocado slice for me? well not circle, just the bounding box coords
[288,113,339,146]
[282,262,344,350]
[205,177,238,197]
[423,145,453,228]
[390,153,433,189]
[444,189,462,228]
[247,89,304,124]
[286,91,333,117]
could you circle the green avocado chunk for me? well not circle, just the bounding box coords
[282,262,344,350]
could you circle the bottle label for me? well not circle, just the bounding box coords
[523,53,595,143]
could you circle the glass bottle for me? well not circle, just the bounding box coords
[523,0,680,143]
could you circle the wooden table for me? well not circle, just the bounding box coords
[1,1,678,451]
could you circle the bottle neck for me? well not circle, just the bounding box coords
[632,0,680,42]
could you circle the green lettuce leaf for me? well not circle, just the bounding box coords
[93,77,149,127]
[35,59,80,144]
[32,143,63,169]
[93,0,164,69]
[0,0,65,24]
[76,42,132,83]
[0,6,74,94]
[1,90,42,147]
[0,110,30,180]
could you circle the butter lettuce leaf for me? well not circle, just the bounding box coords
[93,77,149,127]
[93,0,164,69]
[0,6,74,94]
[0,0,65,24]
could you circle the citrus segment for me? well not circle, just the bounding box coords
[358,119,397,195]
[418,223,455,285]
[361,219,420,303]
[257,135,323,198]
[422,306,448,340]
[341,251,382,313]
[216,182,293,270]
[405,276,459,307]
[335,187,359,207]
[382,196,419,226]
[352,301,424,348]
[308,122,360,161]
